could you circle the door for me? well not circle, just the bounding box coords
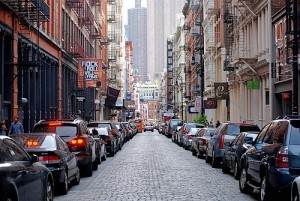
[2,138,43,201]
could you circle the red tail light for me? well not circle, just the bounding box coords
[275,146,289,168]
[39,155,60,164]
[104,136,111,142]
[111,130,117,135]
[188,136,194,141]
[69,138,86,146]
[183,130,188,134]
[219,135,224,149]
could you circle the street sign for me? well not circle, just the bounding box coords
[77,96,85,102]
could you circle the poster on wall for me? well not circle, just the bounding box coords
[78,58,102,88]
[194,96,201,113]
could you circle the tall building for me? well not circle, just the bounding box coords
[127,0,147,82]
[147,0,186,82]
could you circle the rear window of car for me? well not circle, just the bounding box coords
[12,135,56,149]
[33,124,77,137]
[185,124,195,130]
[87,123,112,129]
[227,125,260,136]
[289,120,300,145]
[93,128,109,135]
[189,128,199,135]
[170,120,183,127]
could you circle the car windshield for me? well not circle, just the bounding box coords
[189,128,199,135]
[170,120,183,127]
[206,130,215,136]
[245,133,258,144]
[289,120,300,145]
[12,135,56,149]
[227,125,260,136]
[33,124,77,137]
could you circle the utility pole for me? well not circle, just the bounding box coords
[292,0,299,115]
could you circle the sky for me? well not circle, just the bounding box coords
[122,0,147,25]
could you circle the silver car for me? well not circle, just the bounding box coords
[182,127,201,150]
[144,122,154,132]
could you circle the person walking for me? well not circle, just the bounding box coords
[8,116,24,136]
[216,120,221,128]
[1,119,7,135]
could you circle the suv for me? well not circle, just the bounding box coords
[239,117,300,201]
[166,119,184,138]
[33,118,98,176]
[206,122,260,168]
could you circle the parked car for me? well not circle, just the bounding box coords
[182,127,201,150]
[87,121,122,151]
[129,122,138,135]
[89,128,108,161]
[33,118,98,176]
[144,122,154,132]
[206,122,260,168]
[221,131,259,179]
[177,123,205,146]
[11,132,81,194]
[239,117,300,201]
[166,119,184,138]
[291,176,300,201]
[90,127,118,157]
[193,127,216,158]
[121,122,133,140]
[0,136,54,200]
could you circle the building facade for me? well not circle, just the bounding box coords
[147,0,186,83]
[127,0,147,83]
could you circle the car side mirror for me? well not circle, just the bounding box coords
[30,154,39,163]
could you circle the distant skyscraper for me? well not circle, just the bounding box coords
[147,0,186,82]
[127,0,147,83]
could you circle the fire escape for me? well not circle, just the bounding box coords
[167,39,174,111]
[2,0,50,69]
[65,0,86,58]
[224,0,258,82]
[107,0,117,86]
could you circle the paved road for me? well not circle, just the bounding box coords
[56,131,257,201]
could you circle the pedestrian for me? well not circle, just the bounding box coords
[8,116,24,136]
[216,120,221,128]
[1,119,7,135]
[209,121,214,128]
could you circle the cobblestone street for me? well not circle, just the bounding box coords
[56,131,257,201]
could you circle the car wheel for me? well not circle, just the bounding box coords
[4,189,17,201]
[205,149,211,163]
[46,179,54,201]
[222,155,230,174]
[211,149,219,168]
[234,160,240,180]
[60,171,68,195]
[239,166,251,194]
[102,147,107,161]
[85,161,93,177]
[92,159,98,171]
[260,174,274,201]
[198,151,204,159]
[292,185,299,201]
[72,167,80,185]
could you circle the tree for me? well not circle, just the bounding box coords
[194,113,208,127]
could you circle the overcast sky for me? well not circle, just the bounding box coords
[122,0,147,25]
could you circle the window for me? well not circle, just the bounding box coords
[0,139,29,162]
[263,122,277,144]
[273,121,288,144]
[255,123,271,144]
[266,91,270,105]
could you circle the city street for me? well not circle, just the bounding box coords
[56,131,257,201]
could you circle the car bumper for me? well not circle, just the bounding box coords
[74,152,90,166]
[269,167,296,190]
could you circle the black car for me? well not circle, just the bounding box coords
[0,136,54,201]
[87,121,123,151]
[11,133,81,195]
[239,117,300,201]
[33,118,98,177]
[89,128,108,161]
[221,131,259,179]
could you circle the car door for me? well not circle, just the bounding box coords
[57,136,77,178]
[228,135,240,169]
[3,138,43,201]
